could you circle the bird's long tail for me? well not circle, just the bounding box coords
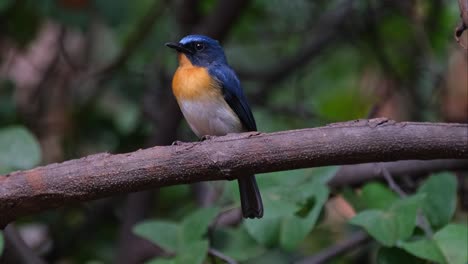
[237,175,263,218]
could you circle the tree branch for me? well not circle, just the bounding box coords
[0,118,467,228]
[208,248,238,264]
[329,159,468,187]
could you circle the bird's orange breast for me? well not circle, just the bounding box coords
[172,53,221,101]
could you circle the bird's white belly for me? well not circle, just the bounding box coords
[178,98,244,138]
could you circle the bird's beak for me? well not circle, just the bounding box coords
[165,42,193,54]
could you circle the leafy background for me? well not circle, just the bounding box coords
[0,0,467,263]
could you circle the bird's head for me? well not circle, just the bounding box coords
[165,35,227,67]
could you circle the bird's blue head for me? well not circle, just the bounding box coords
[165,35,227,67]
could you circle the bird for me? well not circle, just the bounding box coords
[166,34,263,219]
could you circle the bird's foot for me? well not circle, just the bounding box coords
[171,140,184,145]
[200,135,215,141]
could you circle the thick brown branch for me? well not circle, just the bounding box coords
[0,118,467,227]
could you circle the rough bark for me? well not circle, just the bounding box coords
[1,118,467,227]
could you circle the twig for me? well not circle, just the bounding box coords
[1,224,46,264]
[208,248,238,264]
[380,166,407,197]
[329,160,468,187]
[416,214,434,238]
[380,166,434,238]
[295,231,370,264]
[213,208,243,227]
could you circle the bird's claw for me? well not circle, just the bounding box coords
[172,140,184,145]
[200,135,215,141]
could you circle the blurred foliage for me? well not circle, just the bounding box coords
[243,167,336,250]
[0,126,41,173]
[0,0,466,263]
[0,232,3,257]
[418,172,457,229]
[350,194,426,247]
[134,208,219,264]
[349,172,467,264]
[400,224,468,264]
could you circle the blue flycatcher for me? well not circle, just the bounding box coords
[166,35,263,218]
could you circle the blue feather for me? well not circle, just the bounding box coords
[208,65,257,131]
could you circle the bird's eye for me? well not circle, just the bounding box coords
[194,43,205,51]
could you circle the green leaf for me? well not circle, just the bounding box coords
[245,169,332,250]
[180,207,218,245]
[399,224,468,264]
[245,218,281,247]
[279,180,329,250]
[145,241,208,264]
[174,240,208,264]
[399,239,445,263]
[212,227,265,261]
[433,224,468,264]
[342,183,398,212]
[0,126,41,170]
[350,194,425,246]
[0,231,4,256]
[133,221,179,252]
[417,172,457,228]
[360,183,398,210]
[377,247,425,264]
[134,207,218,254]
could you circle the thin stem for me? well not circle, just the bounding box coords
[208,248,238,264]
[295,231,370,264]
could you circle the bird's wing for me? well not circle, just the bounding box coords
[208,66,257,131]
